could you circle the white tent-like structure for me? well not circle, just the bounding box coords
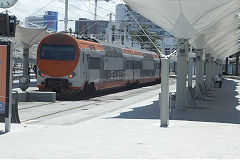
[123,0,240,127]
[13,25,49,49]
[124,0,240,39]
[189,13,240,59]
[189,12,240,93]
[11,25,49,91]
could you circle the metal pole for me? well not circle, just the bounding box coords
[210,57,214,87]
[160,57,169,127]
[225,57,228,75]
[187,47,194,106]
[213,60,217,76]
[64,0,68,31]
[205,54,211,88]
[108,13,112,42]
[176,39,188,111]
[220,61,223,74]
[23,48,29,79]
[188,46,193,87]
[215,59,219,75]
[93,0,98,35]
[195,49,203,97]
[235,52,239,76]
[94,0,97,21]
[200,52,204,86]
[124,23,127,45]
[5,42,13,132]
[19,48,30,91]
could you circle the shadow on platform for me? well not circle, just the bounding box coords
[0,130,6,135]
[112,79,240,125]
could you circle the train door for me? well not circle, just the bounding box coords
[81,50,89,84]
[99,55,106,89]
[85,52,90,82]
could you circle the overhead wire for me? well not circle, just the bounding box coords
[7,10,48,29]
[79,1,143,44]
[78,0,95,17]
[86,0,116,16]
[30,0,57,16]
[10,0,154,48]
[119,0,163,55]
[57,0,106,19]
[61,0,111,33]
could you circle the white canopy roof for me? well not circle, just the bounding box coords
[124,0,240,39]
[124,0,240,59]
[190,13,240,60]
[12,25,49,49]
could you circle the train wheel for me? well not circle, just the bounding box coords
[89,82,96,92]
[84,82,95,94]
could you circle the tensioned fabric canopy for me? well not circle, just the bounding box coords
[12,25,49,49]
[189,13,240,60]
[124,0,240,59]
[123,0,240,39]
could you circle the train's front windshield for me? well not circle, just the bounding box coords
[40,44,75,60]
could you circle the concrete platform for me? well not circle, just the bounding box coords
[13,88,56,102]
[0,78,240,158]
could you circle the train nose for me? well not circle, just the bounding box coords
[37,34,80,78]
[45,78,69,91]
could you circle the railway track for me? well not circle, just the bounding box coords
[18,79,176,125]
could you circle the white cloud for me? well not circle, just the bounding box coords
[0,0,123,31]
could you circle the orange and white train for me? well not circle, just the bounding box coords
[37,33,161,94]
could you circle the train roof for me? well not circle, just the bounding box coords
[41,33,160,58]
[98,40,159,56]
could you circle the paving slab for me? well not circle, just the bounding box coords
[0,78,239,159]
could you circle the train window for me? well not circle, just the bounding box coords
[126,60,134,69]
[141,70,155,77]
[126,60,141,69]
[40,44,75,60]
[88,57,100,69]
[104,45,123,58]
[143,53,154,60]
[134,61,142,69]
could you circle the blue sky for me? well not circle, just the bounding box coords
[0,0,123,31]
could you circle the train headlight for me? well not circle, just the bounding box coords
[38,70,46,77]
[68,72,76,79]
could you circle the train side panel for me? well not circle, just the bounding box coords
[124,54,134,83]
[86,50,103,90]
[37,33,161,94]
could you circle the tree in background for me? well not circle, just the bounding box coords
[131,25,159,54]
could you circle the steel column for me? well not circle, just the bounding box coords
[187,47,194,106]
[176,40,188,111]
[195,49,203,97]
[205,54,211,88]
[23,48,29,79]
[160,57,170,127]
[64,0,68,31]
[210,57,215,87]
[188,46,193,88]
[5,42,13,132]
[216,59,220,75]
